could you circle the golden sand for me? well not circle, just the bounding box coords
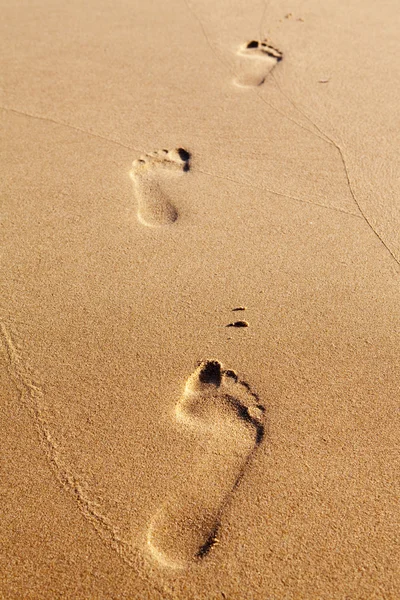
[1,0,399,598]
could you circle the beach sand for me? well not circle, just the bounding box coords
[1,0,399,598]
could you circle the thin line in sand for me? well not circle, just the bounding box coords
[0,320,164,582]
[180,0,400,270]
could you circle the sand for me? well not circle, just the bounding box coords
[1,0,399,598]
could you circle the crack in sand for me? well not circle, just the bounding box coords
[2,104,359,223]
[182,0,327,141]
[269,72,400,269]
[0,106,144,155]
[3,8,398,269]
[181,0,400,270]
[196,168,362,219]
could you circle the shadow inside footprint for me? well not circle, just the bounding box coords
[147,360,264,569]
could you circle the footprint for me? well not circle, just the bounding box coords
[234,40,283,87]
[129,148,190,227]
[147,360,264,569]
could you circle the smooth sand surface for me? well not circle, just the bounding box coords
[1,0,399,598]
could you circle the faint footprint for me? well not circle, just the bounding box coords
[129,148,190,227]
[147,360,264,569]
[234,40,283,87]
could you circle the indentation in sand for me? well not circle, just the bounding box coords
[226,320,249,328]
[147,360,264,569]
[234,40,283,87]
[129,148,190,227]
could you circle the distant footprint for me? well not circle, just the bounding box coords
[147,360,264,569]
[129,148,190,227]
[234,40,283,87]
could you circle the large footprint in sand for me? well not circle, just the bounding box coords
[234,40,283,87]
[147,360,265,569]
[129,148,190,227]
